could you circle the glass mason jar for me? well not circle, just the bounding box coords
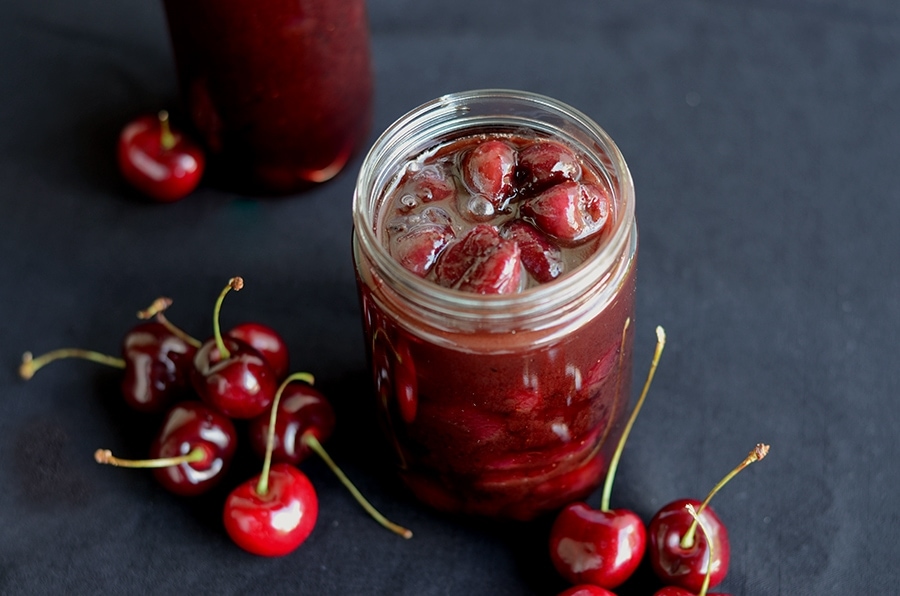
[352,90,637,520]
[161,0,372,194]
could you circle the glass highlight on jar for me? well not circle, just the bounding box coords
[352,90,637,520]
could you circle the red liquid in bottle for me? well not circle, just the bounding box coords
[162,0,372,194]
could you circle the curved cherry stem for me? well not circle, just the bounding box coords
[685,503,713,596]
[94,446,205,468]
[212,277,243,360]
[256,371,316,496]
[680,442,770,548]
[600,325,666,512]
[137,297,202,348]
[302,432,413,539]
[19,349,125,380]
[158,110,176,151]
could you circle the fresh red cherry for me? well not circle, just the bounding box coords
[224,462,318,557]
[433,224,522,294]
[462,139,516,208]
[94,401,237,496]
[517,140,582,194]
[227,322,290,381]
[649,444,769,592]
[249,373,413,539]
[652,504,731,596]
[117,110,205,202]
[522,180,611,244]
[20,315,196,413]
[557,585,618,596]
[549,324,665,589]
[191,277,278,419]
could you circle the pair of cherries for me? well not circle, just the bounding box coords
[23,278,411,556]
[548,324,769,595]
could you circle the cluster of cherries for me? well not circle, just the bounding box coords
[117,110,205,202]
[20,277,411,556]
[551,325,770,596]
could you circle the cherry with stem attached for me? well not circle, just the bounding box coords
[654,504,730,596]
[549,324,667,589]
[19,299,197,413]
[191,277,278,419]
[94,401,238,496]
[248,377,413,539]
[222,372,321,556]
[649,443,770,592]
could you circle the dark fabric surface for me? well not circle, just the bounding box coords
[2,1,898,594]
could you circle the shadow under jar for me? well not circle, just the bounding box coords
[352,90,637,520]
[161,0,372,194]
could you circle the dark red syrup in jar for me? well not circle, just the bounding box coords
[162,0,372,194]
[356,125,637,520]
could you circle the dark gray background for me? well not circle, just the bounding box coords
[2,1,897,594]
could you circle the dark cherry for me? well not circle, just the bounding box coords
[649,444,769,592]
[517,140,582,193]
[557,585,618,596]
[248,381,336,465]
[433,224,522,294]
[117,110,205,202]
[20,318,196,413]
[522,180,611,243]
[652,503,731,596]
[249,373,413,539]
[549,324,665,589]
[94,401,237,496]
[502,220,564,283]
[461,139,516,207]
[190,278,277,419]
[391,222,455,277]
[228,322,290,381]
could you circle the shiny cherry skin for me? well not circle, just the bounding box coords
[557,585,618,596]
[227,322,289,381]
[121,320,196,413]
[654,587,730,596]
[549,501,646,589]
[223,463,318,557]
[117,110,204,202]
[248,382,336,465]
[191,336,278,419]
[150,401,237,496]
[648,498,730,592]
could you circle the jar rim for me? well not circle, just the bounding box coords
[352,89,635,322]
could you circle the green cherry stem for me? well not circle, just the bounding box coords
[19,349,125,380]
[600,325,666,512]
[680,442,770,549]
[94,446,205,468]
[158,110,176,151]
[685,503,713,596]
[256,371,316,496]
[137,297,202,349]
[302,432,413,539]
[212,277,244,360]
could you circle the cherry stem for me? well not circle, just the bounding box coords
[94,446,205,468]
[600,325,666,512]
[685,503,713,596]
[256,371,316,497]
[158,110,176,151]
[680,442,770,549]
[302,432,413,539]
[19,349,126,380]
[137,296,202,348]
[212,277,243,360]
